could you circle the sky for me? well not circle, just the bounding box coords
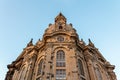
[0,0,120,80]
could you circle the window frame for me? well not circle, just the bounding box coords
[56,50,66,80]
[36,59,44,80]
[56,50,65,67]
[56,69,66,80]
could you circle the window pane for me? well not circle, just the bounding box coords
[56,69,66,80]
[56,61,65,67]
[57,50,65,60]
[56,50,65,67]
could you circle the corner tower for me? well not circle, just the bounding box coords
[5,13,117,80]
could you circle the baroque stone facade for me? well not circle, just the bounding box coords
[5,13,117,80]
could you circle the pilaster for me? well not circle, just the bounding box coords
[84,49,96,80]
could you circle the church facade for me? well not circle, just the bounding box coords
[5,13,117,80]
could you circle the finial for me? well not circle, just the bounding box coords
[88,38,92,43]
[30,38,33,43]
[80,38,85,45]
[49,23,52,27]
[59,12,62,16]
[27,38,33,47]
[69,23,73,27]
[81,38,84,42]
[88,38,94,47]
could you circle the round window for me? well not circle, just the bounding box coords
[57,36,64,42]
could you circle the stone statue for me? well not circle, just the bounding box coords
[27,38,33,47]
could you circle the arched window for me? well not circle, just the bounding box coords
[78,59,86,80]
[95,68,102,80]
[37,59,44,75]
[56,50,65,67]
[56,50,66,80]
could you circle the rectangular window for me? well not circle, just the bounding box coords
[56,69,66,80]
[56,61,65,67]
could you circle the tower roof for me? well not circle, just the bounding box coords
[55,13,66,23]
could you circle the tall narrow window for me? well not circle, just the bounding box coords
[78,59,85,80]
[95,68,102,80]
[56,50,65,67]
[37,59,43,75]
[56,50,66,80]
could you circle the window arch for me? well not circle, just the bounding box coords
[78,59,86,80]
[56,50,65,67]
[95,68,102,80]
[37,59,44,75]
